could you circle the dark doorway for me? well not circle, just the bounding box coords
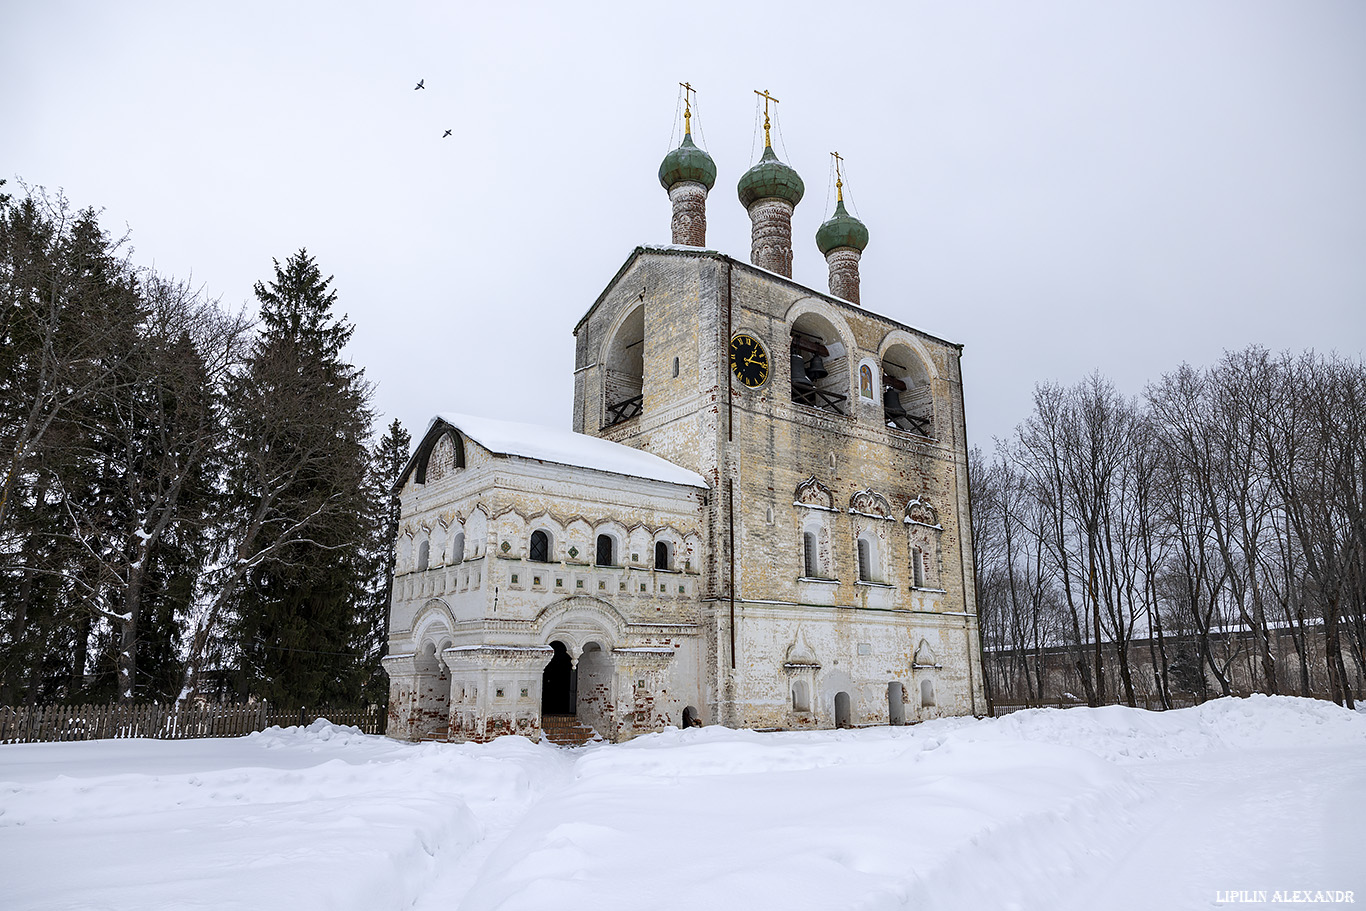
[542,641,576,715]
[834,691,852,728]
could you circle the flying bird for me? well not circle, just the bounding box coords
[443,129,452,138]
[414,79,425,90]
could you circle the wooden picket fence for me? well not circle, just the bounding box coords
[0,702,386,745]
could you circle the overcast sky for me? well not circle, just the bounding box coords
[4,1,1363,454]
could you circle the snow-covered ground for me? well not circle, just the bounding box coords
[2,696,1362,910]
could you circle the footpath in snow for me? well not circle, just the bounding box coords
[1,696,1362,911]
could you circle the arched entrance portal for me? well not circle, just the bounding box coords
[413,640,450,738]
[542,640,577,715]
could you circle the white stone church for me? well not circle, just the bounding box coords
[382,108,986,744]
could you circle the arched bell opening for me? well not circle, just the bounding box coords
[834,690,852,729]
[604,304,645,427]
[881,344,934,436]
[790,313,849,415]
[541,640,577,716]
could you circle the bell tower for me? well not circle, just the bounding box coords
[571,87,984,731]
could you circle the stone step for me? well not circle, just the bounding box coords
[540,714,597,746]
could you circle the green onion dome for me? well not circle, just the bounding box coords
[815,199,869,254]
[659,133,717,192]
[737,145,805,208]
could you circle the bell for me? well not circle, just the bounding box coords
[806,354,828,382]
[884,388,909,421]
[790,351,812,386]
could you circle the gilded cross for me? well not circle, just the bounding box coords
[831,151,845,202]
[680,81,696,135]
[754,89,780,148]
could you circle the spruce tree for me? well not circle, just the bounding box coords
[0,193,147,703]
[228,250,374,708]
[358,418,410,704]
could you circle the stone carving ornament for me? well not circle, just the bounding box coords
[794,476,834,509]
[849,488,891,518]
[905,498,941,527]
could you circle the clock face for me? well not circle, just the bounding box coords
[730,334,770,388]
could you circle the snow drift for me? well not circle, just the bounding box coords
[1,696,1361,911]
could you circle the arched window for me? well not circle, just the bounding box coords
[451,532,465,566]
[530,530,551,563]
[672,356,680,378]
[596,533,615,567]
[803,531,818,578]
[417,540,430,572]
[857,537,873,582]
[911,546,924,587]
[920,679,936,707]
[792,680,811,712]
[655,541,673,571]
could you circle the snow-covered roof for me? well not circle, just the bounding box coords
[428,412,708,489]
